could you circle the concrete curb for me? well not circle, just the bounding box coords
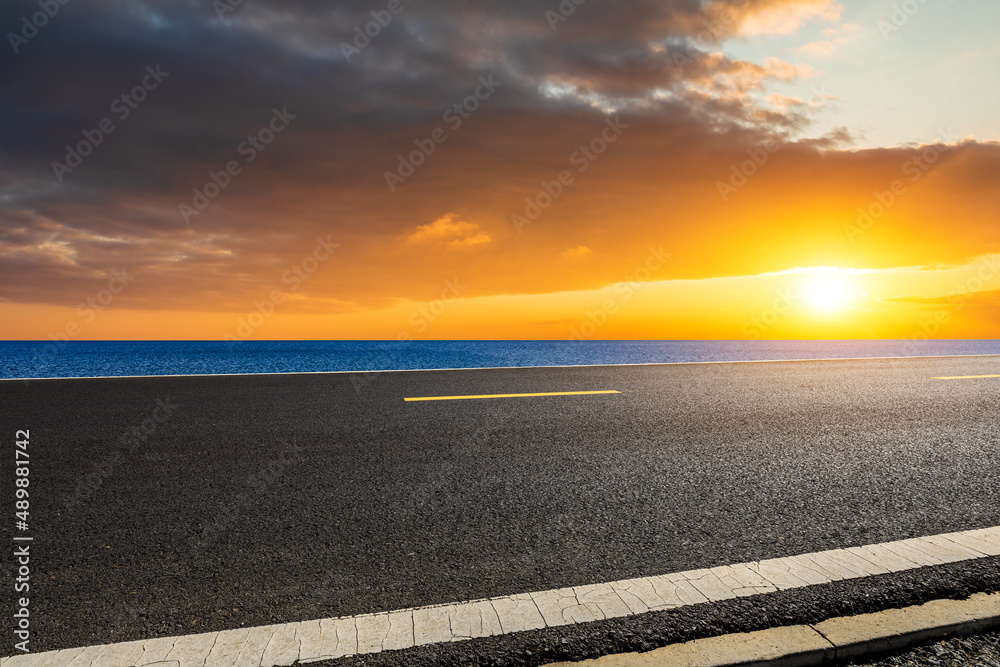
[3,527,998,667]
[550,592,1000,666]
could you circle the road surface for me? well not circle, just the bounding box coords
[1,355,999,664]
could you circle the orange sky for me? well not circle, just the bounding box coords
[2,0,999,340]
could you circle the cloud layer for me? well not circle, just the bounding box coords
[1,0,998,319]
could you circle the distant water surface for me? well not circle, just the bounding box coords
[1,340,998,379]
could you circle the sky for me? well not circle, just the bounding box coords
[1,0,998,341]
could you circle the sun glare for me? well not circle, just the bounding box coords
[800,274,854,313]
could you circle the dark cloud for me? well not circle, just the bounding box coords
[2,0,999,314]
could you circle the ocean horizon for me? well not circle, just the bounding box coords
[1,339,999,380]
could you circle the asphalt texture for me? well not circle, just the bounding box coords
[2,356,1000,664]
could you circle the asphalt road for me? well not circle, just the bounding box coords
[2,356,999,662]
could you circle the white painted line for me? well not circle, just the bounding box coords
[3,526,998,666]
[3,353,999,382]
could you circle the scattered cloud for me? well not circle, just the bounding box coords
[731,0,843,37]
[792,22,861,58]
[405,214,492,250]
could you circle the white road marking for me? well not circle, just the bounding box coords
[3,526,998,666]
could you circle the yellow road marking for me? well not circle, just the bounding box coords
[933,374,1000,379]
[404,390,621,402]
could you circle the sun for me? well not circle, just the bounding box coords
[800,274,854,313]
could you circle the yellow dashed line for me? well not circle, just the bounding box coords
[404,390,621,402]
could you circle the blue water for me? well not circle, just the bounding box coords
[1,340,998,379]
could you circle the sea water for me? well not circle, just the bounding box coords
[1,339,998,379]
